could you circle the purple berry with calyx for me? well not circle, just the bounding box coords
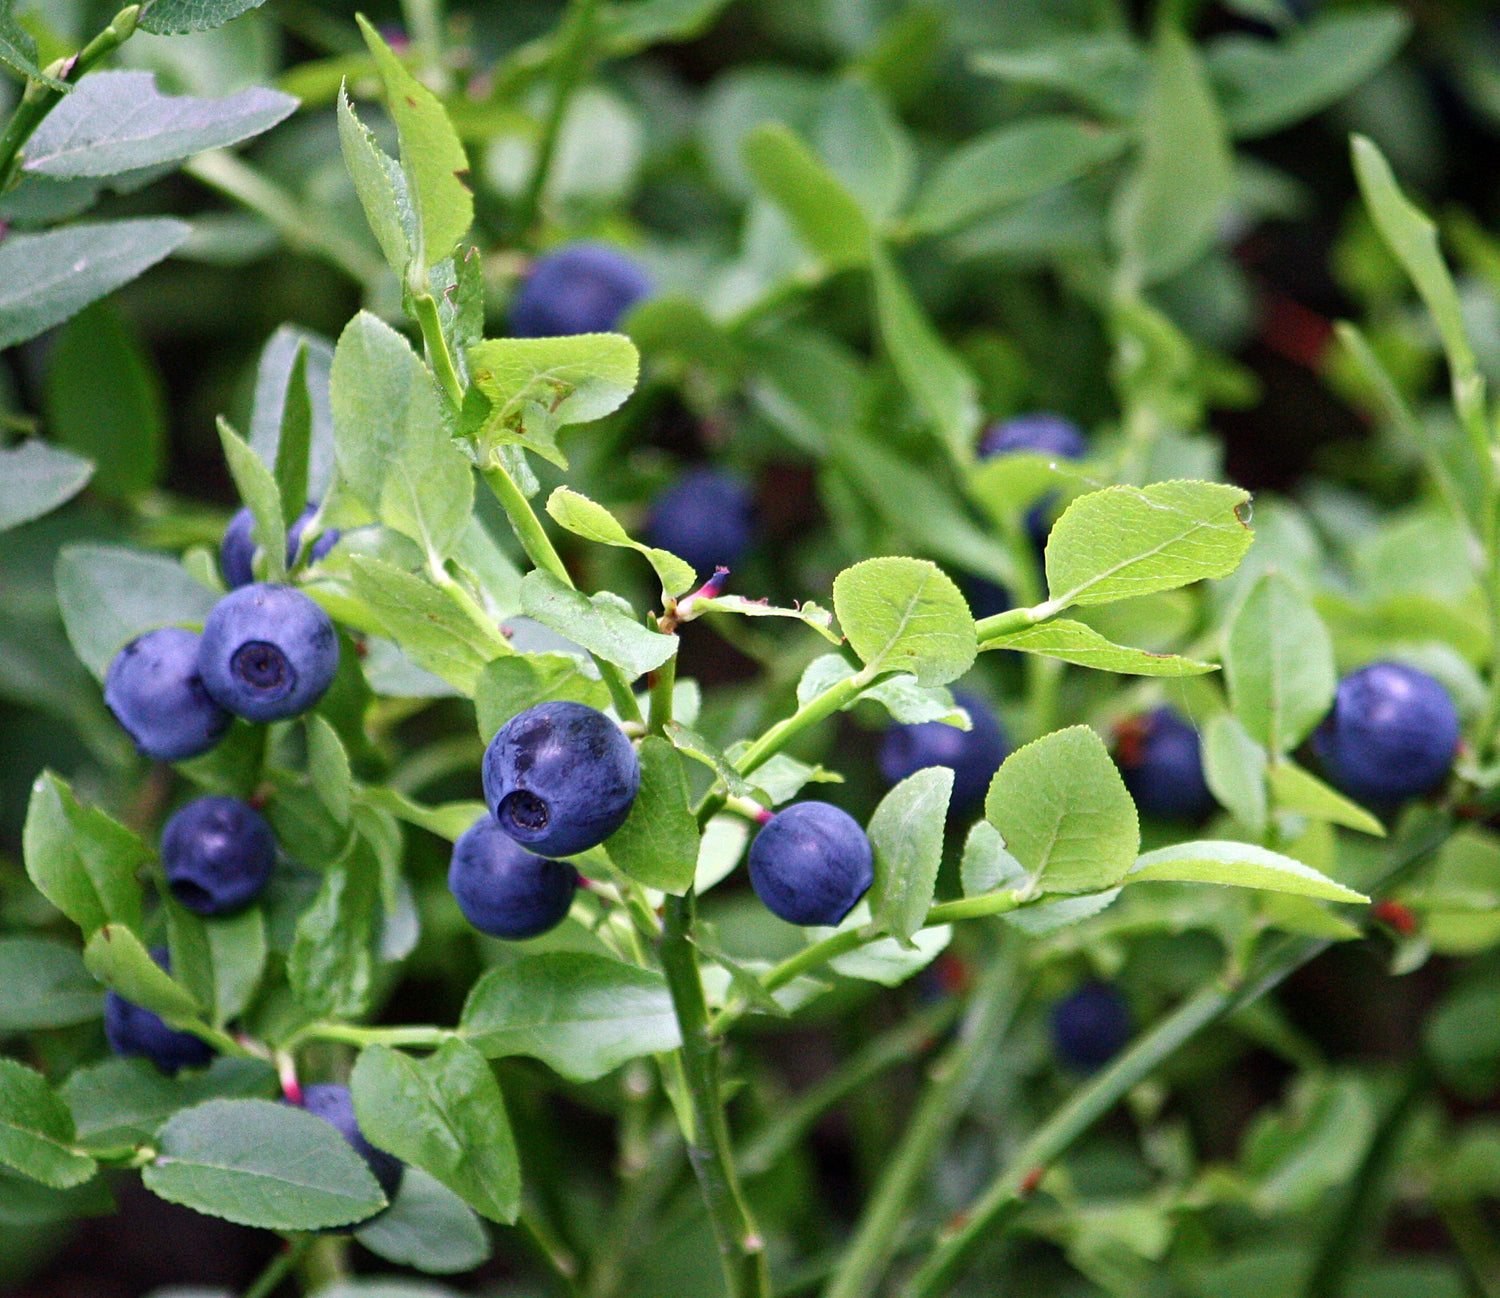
[1311,661,1460,807]
[1114,707,1215,823]
[300,1083,404,1204]
[748,801,874,927]
[221,503,339,589]
[197,583,339,723]
[1051,981,1132,1073]
[449,814,579,939]
[644,468,756,578]
[104,627,232,762]
[976,412,1088,548]
[104,947,216,1075]
[878,690,1009,813]
[483,701,641,857]
[510,243,653,337]
[161,796,276,917]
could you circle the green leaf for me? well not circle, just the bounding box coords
[690,591,841,643]
[519,570,676,679]
[546,487,695,596]
[813,79,914,223]
[351,1041,520,1224]
[337,83,415,275]
[330,312,472,561]
[56,543,219,680]
[355,16,472,271]
[354,1166,491,1274]
[1209,10,1411,139]
[464,334,639,470]
[797,652,965,726]
[63,1057,276,1150]
[23,772,147,936]
[1269,760,1386,837]
[959,820,1026,897]
[1224,571,1335,755]
[971,34,1145,119]
[217,416,286,583]
[1111,28,1234,286]
[909,116,1129,236]
[742,122,873,267]
[870,245,981,462]
[474,654,610,740]
[461,952,681,1081]
[143,1098,386,1230]
[249,326,337,501]
[202,907,267,1026]
[832,556,976,686]
[1130,841,1368,903]
[605,736,698,893]
[0,219,190,351]
[307,714,354,826]
[0,1059,96,1190]
[24,71,295,178]
[0,937,101,1030]
[288,837,380,1020]
[138,0,271,34]
[273,346,312,530]
[359,788,487,843]
[828,921,951,987]
[1201,713,1267,836]
[985,725,1139,894]
[867,767,953,946]
[0,0,66,87]
[1045,481,1253,609]
[982,619,1217,676]
[82,924,203,1024]
[0,442,93,532]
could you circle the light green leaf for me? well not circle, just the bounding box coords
[0,442,93,532]
[337,83,414,275]
[519,570,676,679]
[144,1098,386,1231]
[742,121,873,267]
[356,16,472,271]
[828,923,951,987]
[546,487,695,596]
[0,1059,96,1190]
[605,737,698,893]
[690,591,841,643]
[351,1041,520,1224]
[137,0,270,34]
[868,767,953,945]
[0,0,66,87]
[359,789,487,843]
[249,326,337,501]
[1045,480,1253,609]
[797,653,965,726]
[23,772,147,937]
[273,345,312,529]
[982,618,1216,676]
[288,838,380,1020]
[0,937,101,1030]
[813,79,914,223]
[203,908,267,1026]
[985,725,1139,894]
[959,819,1025,898]
[217,416,286,583]
[1202,713,1267,835]
[82,923,203,1028]
[1224,570,1335,755]
[832,556,976,686]
[461,952,681,1081]
[1269,760,1385,837]
[307,714,354,825]
[971,34,1145,119]
[474,654,609,740]
[354,1166,491,1274]
[1130,840,1368,903]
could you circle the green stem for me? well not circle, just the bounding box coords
[733,669,878,777]
[518,1200,585,1296]
[1301,1066,1427,1298]
[1441,1203,1500,1298]
[658,894,770,1298]
[648,651,676,737]
[974,601,1059,649]
[242,1236,311,1298]
[824,949,1020,1298]
[411,290,465,409]
[285,1022,456,1050]
[514,0,601,241]
[0,4,140,193]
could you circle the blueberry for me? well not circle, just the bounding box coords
[197,583,339,723]
[483,701,641,857]
[1050,981,1132,1073]
[510,244,653,338]
[300,1083,404,1205]
[221,503,340,589]
[104,627,232,762]
[964,578,1011,621]
[1311,661,1460,807]
[643,468,755,578]
[104,947,216,1075]
[878,690,1009,813]
[976,412,1088,548]
[1114,706,1215,822]
[449,814,579,939]
[747,801,874,927]
[161,796,276,916]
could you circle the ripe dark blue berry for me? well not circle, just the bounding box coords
[449,814,579,939]
[644,468,755,577]
[748,801,874,927]
[300,1083,403,1204]
[197,583,339,723]
[104,627,231,762]
[104,947,215,1075]
[1050,981,1132,1073]
[483,701,641,857]
[161,796,276,916]
[1311,660,1460,807]
[1114,707,1215,822]
[221,503,339,589]
[878,690,1009,812]
[510,243,652,338]
[976,412,1088,548]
